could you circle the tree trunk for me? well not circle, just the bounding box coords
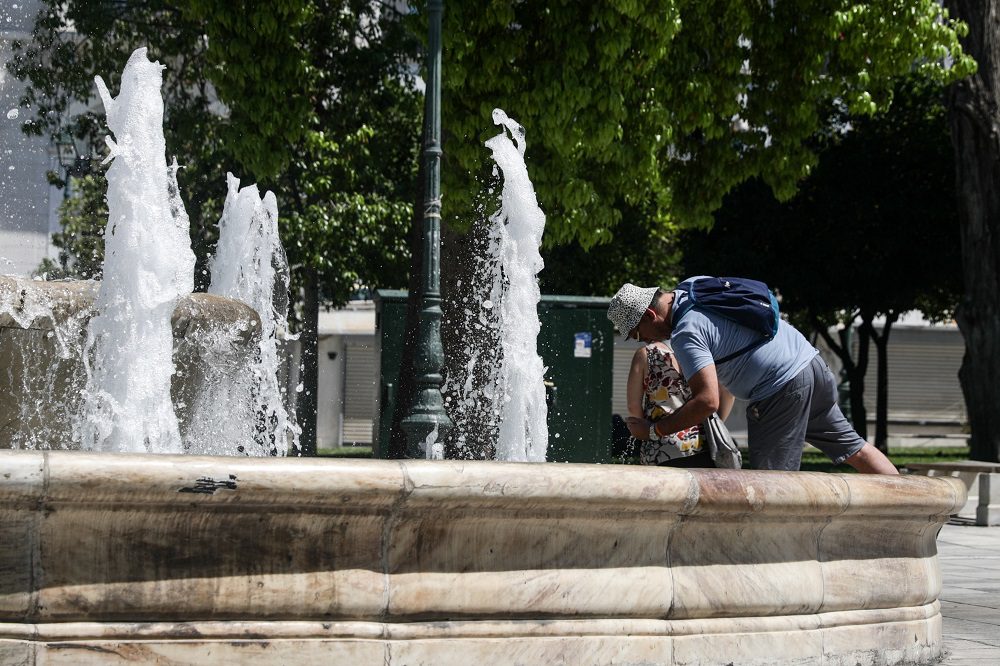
[849,321,871,443]
[945,0,1000,462]
[439,220,502,460]
[297,265,320,456]
[814,315,870,440]
[865,312,897,454]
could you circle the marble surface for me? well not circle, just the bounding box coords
[0,607,943,665]
[977,473,1000,526]
[0,451,966,664]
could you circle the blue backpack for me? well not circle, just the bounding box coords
[672,277,780,365]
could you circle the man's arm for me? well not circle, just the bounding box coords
[626,363,719,439]
[718,384,735,421]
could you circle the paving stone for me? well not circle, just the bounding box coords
[938,524,1000,664]
[940,602,1000,625]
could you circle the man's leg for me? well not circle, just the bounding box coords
[746,365,813,471]
[803,357,899,475]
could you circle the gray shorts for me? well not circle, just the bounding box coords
[745,355,866,471]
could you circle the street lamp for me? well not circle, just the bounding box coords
[54,129,92,195]
[399,0,453,458]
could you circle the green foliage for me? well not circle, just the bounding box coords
[179,0,314,180]
[10,1,975,307]
[278,0,422,304]
[37,173,107,280]
[682,74,961,445]
[441,0,974,254]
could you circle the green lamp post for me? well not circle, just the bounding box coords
[400,0,453,457]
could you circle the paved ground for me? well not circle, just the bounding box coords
[937,522,1000,664]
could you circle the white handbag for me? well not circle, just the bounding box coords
[703,412,743,469]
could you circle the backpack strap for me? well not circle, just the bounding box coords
[671,286,696,328]
[671,286,770,366]
[714,337,769,365]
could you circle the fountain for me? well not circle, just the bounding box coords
[0,48,280,458]
[0,453,967,664]
[77,48,197,454]
[447,109,549,462]
[202,173,298,456]
[0,43,966,666]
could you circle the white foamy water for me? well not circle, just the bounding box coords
[76,48,196,453]
[423,422,443,460]
[483,109,548,462]
[204,173,298,455]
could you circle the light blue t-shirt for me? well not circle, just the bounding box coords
[669,278,817,402]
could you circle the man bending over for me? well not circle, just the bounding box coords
[607,278,897,474]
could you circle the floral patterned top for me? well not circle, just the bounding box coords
[641,343,703,465]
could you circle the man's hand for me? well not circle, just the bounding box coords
[626,416,652,440]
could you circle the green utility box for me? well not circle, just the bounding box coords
[537,296,614,462]
[372,290,409,459]
[373,290,613,463]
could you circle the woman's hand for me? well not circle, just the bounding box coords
[626,416,653,440]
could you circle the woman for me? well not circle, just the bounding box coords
[627,341,734,467]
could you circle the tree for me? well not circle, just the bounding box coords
[273,1,421,453]
[683,76,962,451]
[177,1,314,182]
[440,1,973,248]
[37,173,107,280]
[942,1,1000,463]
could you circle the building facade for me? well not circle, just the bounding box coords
[0,0,61,277]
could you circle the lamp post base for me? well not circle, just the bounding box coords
[401,397,453,458]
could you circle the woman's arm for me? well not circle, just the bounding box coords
[625,347,654,440]
[626,346,648,421]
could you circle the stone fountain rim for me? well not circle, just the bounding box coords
[0,449,965,518]
[0,274,261,336]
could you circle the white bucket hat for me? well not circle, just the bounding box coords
[607,283,659,339]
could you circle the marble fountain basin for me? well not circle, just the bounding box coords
[0,451,965,665]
